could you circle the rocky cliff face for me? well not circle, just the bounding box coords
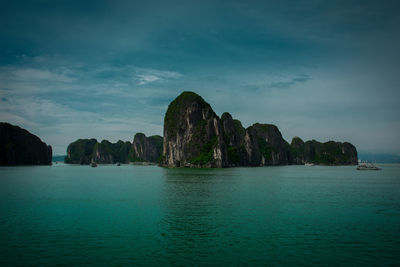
[162,91,227,167]
[92,140,133,164]
[131,133,163,162]
[220,113,291,166]
[0,122,52,165]
[65,134,162,164]
[162,91,358,167]
[243,123,291,166]
[221,112,247,166]
[290,136,306,164]
[65,138,101,164]
[290,138,358,165]
[162,92,292,167]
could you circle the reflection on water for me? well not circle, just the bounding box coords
[160,168,232,266]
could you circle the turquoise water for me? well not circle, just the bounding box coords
[0,164,399,266]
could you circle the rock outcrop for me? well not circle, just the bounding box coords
[65,138,100,164]
[64,91,358,167]
[290,137,358,165]
[221,112,247,166]
[242,123,292,166]
[290,136,306,164]
[221,113,291,166]
[162,91,227,167]
[0,122,52,165]
[64,133,162,164]
[162,91,358,167]
[131,133,163,162]
[92,140,132,164]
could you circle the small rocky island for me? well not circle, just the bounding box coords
[64,133,162,164]
[161,91,357,167]
[0,122,52,165]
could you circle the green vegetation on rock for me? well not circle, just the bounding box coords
[233,120,245,136]
[65,139,100,164]
[257,137,274,161]
[191,137,218,166]
[227,146,240,164]
[164,91,212,139]
[290,139,357,165]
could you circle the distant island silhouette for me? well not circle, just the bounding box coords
[0,122,52,166]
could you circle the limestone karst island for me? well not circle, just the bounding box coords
[0,122,52,166]
[62,91,357,167]
[0,92,357,167]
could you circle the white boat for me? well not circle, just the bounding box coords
[357,162,380,170]
[305,163,314,166]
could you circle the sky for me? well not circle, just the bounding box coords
[0,0,399,155]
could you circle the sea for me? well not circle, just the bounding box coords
[0,164,399,266]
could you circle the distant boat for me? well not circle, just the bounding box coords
[91,160,97,167]
[117,162,121,166]
[305,162,314,166]
[357,162,381,170]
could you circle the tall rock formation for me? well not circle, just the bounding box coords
[242,123,291,166]
[64,134,162,164]
[131,133,163,162]
[162,91,227,167]
[91,140,133,164]
[220,112,247,166]
[290,137,358,165]
[65,138,99,164]
[162,91,358,167]
[290,136,306,164]
[221,113,291,166]
[0,122,52,165]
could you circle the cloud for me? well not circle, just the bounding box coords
[0,65,79,98]
[0,62,183,102]
[0,96,97,125]
[135,68,182,85]
[137,74,161,85]
[238,73,312,92]
[0,67,76,83]
[269,74,311,89]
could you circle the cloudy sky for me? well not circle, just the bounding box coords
[1,0,399,155]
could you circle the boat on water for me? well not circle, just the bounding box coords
[357,162,381,170]
[305,162,314,166]
[91,160,97,167]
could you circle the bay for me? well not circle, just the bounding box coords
[0,164,399,266]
